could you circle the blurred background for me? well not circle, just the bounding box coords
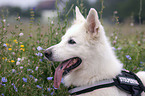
[0,0,145,24]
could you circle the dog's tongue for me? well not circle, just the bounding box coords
[54,59,72,88]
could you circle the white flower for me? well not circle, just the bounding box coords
[16,61,20,65]
[35,66,39,71]
[20,66,23,69]
[34,78,38,82]
[36,52,43,56]
[19,33,24,36]
[3,19,6,22]
[37,46,43,51]
[3,44,7,47]
[17,58,21,61]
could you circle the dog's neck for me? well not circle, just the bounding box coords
[63,26,123,87]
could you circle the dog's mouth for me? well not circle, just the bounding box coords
[54,57,82,88]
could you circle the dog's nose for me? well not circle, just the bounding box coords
[44,49,52,59]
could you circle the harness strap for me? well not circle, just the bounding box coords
[69,79,114,95]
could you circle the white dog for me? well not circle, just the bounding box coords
[44,6,145,96]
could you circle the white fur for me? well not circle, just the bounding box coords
[46,6,145,96]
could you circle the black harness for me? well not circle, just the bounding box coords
[68,70,145,96]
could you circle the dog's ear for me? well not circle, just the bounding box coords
[75,6,85,22]
[87,8,100,35]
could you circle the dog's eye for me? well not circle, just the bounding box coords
[68,39,76,44]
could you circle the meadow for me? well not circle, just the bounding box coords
[0,5,145,96]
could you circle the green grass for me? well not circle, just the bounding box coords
[0,7,145,96]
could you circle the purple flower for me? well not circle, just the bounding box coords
[112,47,116,51]
[2,77,7,82]
[53,85,58,89]
[1,93,4,96]
[36,52,43,56]
[37,46,43,51]
[47,77,53,80]
[22,77,27,82]
[39,59,43,62]
[12,83,18,92]
[61,78,64,84]
[126,55,132,60]
[3,44,7,47]
[12,69,16,73]
[36,85,42,89]
[47,88,52,91]
[29,75,33,78]
[35,66,39,71]
[27,69,34,73]
[51,91,54,95]
[0,83,6,87]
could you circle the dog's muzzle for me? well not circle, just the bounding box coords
[44,49,53,60]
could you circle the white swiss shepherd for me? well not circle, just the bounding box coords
[44,6,145,96]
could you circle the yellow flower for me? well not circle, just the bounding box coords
[13,39,18,43]
[11,60,15,63]
[2,57,7,60]
[20,45,24,47]
[8,48,12,50]
[6,43,9,46]
[20,48,25,51]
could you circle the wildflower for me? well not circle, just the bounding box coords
[20,48,25,51]
[51,21,54,24]
[53,85,58,89]
[3,44,7,47]
[3,28,6,31]
[12,52,15,55]
[56,32,58,35]
[113,40,116,44]
[20,45,24,47]
[27,69,34,73]
[20,66,23,69]
[39,59,43,62]
[18,16,20,19]
[16,61,20,65]
[35,66,39,71]
[36,85,42,89]
[130,23,134,27]
[36,52,43,56]
[12,69,16,73]
[126,55,132,60]
[47,77,53,80]
[117,47,122,50]
[140,62,143,64]
[1,83,6,87]
[17,58,21,61]
[51,91,54,95]
[22,77,27,82]
[29,75,33,78]
[2,77,7,82]
[112,47,116,51]
[19,33,23,36]
[1,93,5,96]
[47,88,52,91]
[6,43,9,46]
[114,11,118,14]
[61,78,64,84]
[11,60,15,63]
[13,39,18,43]
[3,19,6,23]
[8,48,12,50]
[34,78,38,82]
[37,46,43,51]
[12,83,18,92]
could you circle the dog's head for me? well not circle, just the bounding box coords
[44,6,106,88]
